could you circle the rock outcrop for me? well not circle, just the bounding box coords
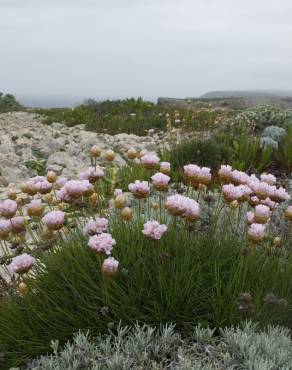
[0,112,170,192]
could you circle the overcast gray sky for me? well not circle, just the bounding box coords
[0,0,292,105]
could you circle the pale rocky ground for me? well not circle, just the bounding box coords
[0,112,178,198]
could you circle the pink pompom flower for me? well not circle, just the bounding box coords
[10,216,25,233]
[80,167,104,183]
[142,220,167,240]
[8,253,35,274]
[102,257,119,277]
[88,233,116,255]
[141,153,160,169]
[83,217,108,236]
[151,172,170,191]
[218,165,233,183]
[254,204,270,224]
[0,199,18,218]
[42,210,65,230]
[246,211,255,224]
[160,162,171,175]
[247,223,266,243]
[128,180,150,198]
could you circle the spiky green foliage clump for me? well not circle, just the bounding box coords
[20,322,292,370]
[1,219,292,368]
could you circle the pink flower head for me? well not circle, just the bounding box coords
[0,219,12,238]
[10,216,25,233]
[79,167,104,183]
[56,177,68,189]
[141,153,160,169]
[248,223,266,243]
[183,164,201,180]
[102,257,119,276]
[246,211,255,224]
[270,186,290,203]
[142,220,167,240]
[260,197,277,209]
[231,170,250,185]
[252,181,272,200]
[218,165,233,183]
[128,180,150,198]
[88,233,116,255]
[198,167,212,185]
[42,210,65,230]
[27,199,44,217]
[165,195,200,220]
[160,162,171,174]
[151,172,170,191]
[8,253,35,274]
[260,173,276,185]
[83,217,108,236]
[0,199,18,218]
[254,204,270,223]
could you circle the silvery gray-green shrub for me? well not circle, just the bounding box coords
[19,322,292,370]
[262,125,286,142]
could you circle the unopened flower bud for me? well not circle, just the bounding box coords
[7,189,17,200]
[105,150,115,161]
[18,282,28,294]
[121,207,132,221]
[230,200,239,209]
[114,194,126,209]
[285,206,292,221]
[89,193,98,205]
[127,147,137,160]
[46,170,57,183]
[273,236,282,246]
[90,145,101,158]
[43,194,53,204]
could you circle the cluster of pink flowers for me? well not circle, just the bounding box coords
[8,253,35,274]
[102,257,119,276]
[88,233,116,255]
[83,217,108,236]
[220,165,290,206]
[141,153,160,169]
[247,223,266,243]
[79,166,104,183]
[183,164,211,185]
[25,176,53,195]
[128,180,150,198]
[42,210,65,230]
[57,180,94,202]
[151,172,170,191]
[166,194,200,220]
[142,220,167,240]
[0,199,18,218]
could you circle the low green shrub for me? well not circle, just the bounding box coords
[0,92,23,113]
[22,322,292,370]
